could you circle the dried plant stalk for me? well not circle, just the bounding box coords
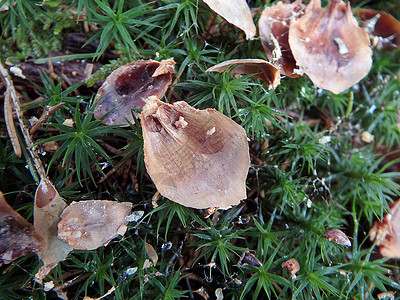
[370,199,400,258]
[0,61,47,181]
[4,90,21,157]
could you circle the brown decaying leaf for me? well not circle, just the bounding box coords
[58,200,132,250]
[288,0,372,94]
[281,258,300,279]
[370,199,400,258]
[258,0,305,77]
[355,9,400,48]
[140,96,250,209]
[206,59,280,89]
[94,59,175,126]
[323,228,352,247]
[34,178,73,282]
[203,0,256,40]
[0,191,44,265]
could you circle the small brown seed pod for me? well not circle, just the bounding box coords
[323,228,352,247]
[281,258,300,279]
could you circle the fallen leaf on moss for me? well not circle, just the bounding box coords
[58,200,132,250]
[355,9,400,48]
[288,0,372,94]
[203,0,256,40]
[0,191,44,265]
[140,96,250,209]
[370,199,400,258]
[206,59,280,89]
[258,0,305,77]
[34,178,72,283]
[94,58,175,126]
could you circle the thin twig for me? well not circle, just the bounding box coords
[30,102,65,135]
[0,61,47,181]
[4,90,22,157]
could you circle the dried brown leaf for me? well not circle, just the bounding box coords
[355,9,400,48]
[288,0,372,94]
[206,59,280,89]
[58,200,132,250]
[370,199,400,258]
[94,59,175,126]
[258,0,306,77]
[140,96,250,209]
[0,191,44,265]
[203,0,256,40]
[34,178,73,282]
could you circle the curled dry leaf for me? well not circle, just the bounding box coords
[94,59,175,126]
[206,59,280,89]
[140,96,250,209]
[203,0,256,40]
[281,258,300,279]
[370,199,400,258]
[0,191,44,265]
[288,0,372,94]
[58,200,132,250]
[34,178,73,282]
[355,9,400,48]
[258,0,306,77]
[323,228,352,247]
